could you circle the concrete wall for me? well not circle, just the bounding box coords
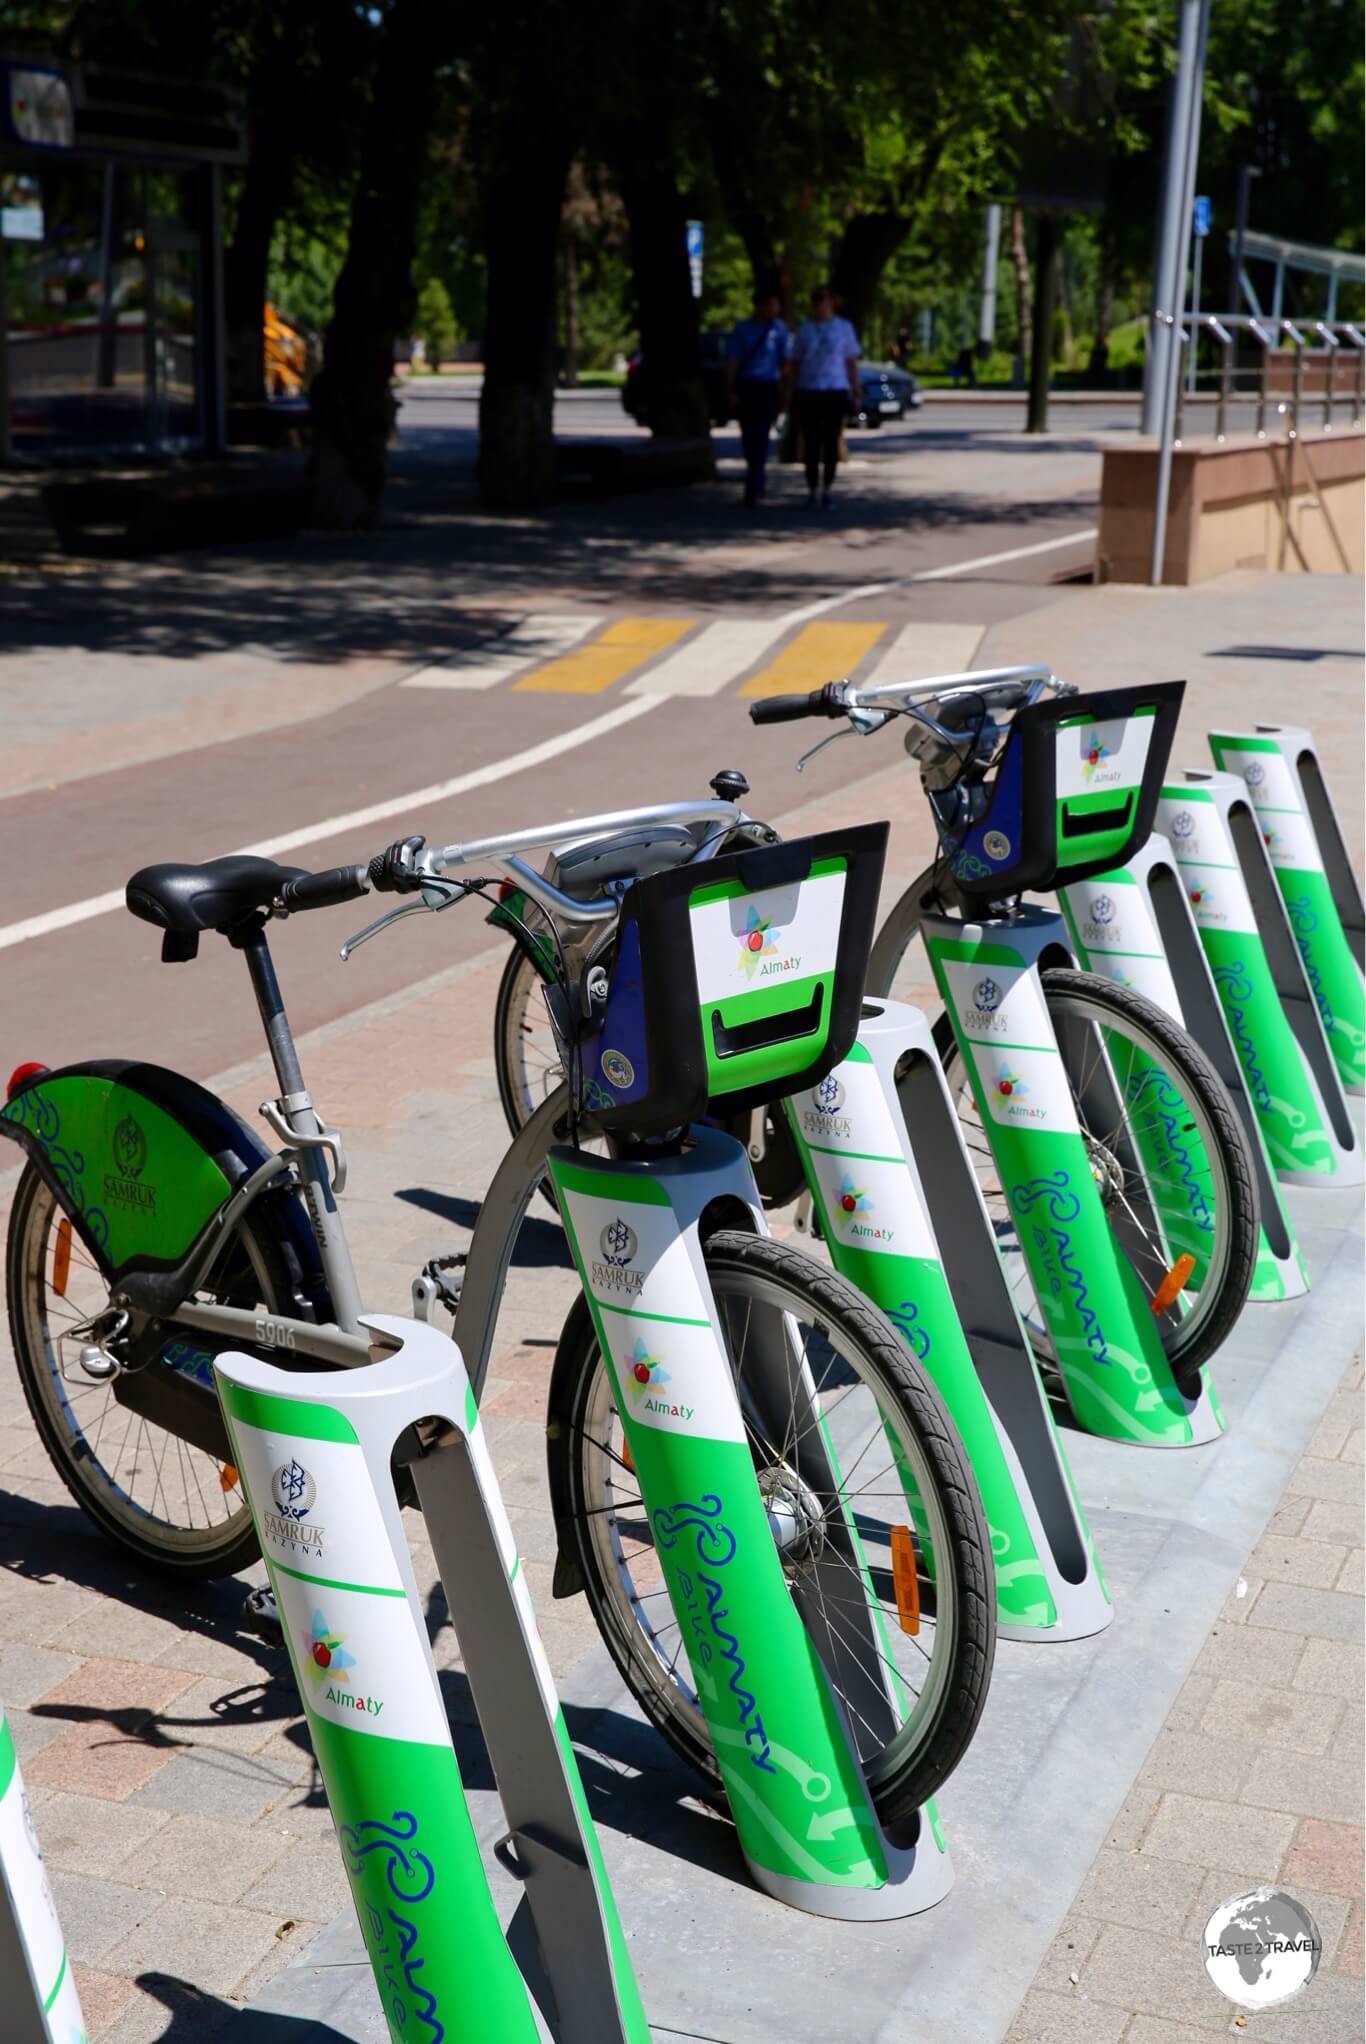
[1098,428,1365,585]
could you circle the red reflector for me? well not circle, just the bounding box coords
[6,1062,48,1101]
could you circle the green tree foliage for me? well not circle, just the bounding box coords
[414,276,458,367]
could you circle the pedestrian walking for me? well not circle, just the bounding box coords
[725,289,793,507]
[792,285,860,508]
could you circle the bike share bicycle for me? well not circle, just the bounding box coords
[758,664,1258,1445]
[1,792,994,1919]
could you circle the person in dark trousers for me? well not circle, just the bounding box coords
[792,284,860,508]
[725,289,793,507]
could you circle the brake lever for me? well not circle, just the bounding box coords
[339,879,465,960]
[795,706,893,773]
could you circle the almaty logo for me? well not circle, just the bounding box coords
[834,1173,873,1220]
[737,905,780,977]
[302,1609,357,1689]
[1081,731,1112,782]
[994,1067,1028,1101]
[1188,883,1215,910]
[626,1337,670,1398]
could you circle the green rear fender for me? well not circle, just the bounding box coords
[0,1060,327,1308]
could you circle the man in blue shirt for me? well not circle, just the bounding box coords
[725,289,793,508]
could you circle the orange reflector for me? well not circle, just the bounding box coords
[889,1523,921,1636]
[220,1464,240,1492]
[52,1218,72,1297]
[1150,1253,1196,1317]
[621,1436,634,1474]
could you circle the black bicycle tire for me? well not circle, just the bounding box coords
[5,1163,291,1580]
[557,1228,996,1825]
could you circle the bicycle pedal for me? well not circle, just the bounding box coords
[422,1252,466,1312]
[240,1583,282,1643]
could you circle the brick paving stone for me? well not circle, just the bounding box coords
[1342,1429,1364,1464]
[1121,2020,1235,2044]
[1280,1819,1365,1897]
[150,1668,293,1757]
[1004,1987,1129,2043]
[36,1789,171,1876]
[1220,1971,1366,2042]
[1165,1674,1216,1734]
[1105,1787,1162,1853]
[230,1914,327,2005]
[120,1810,291,1906]
[4,1701,67,1761]
[1138,1730,1252,1800]
[1030,1912,1103,1991]
[34,1654,200,1721]
[1247,1533,1350,1589]
[1073,1849,1205,1934]
[1265,1493,1313,1538]
[1076,1920,1230,2027]
[70,1966,139,2039]
[1141,1793,1297,1880]
[1248,1581,1364,1644]
[99,1978,238,2044]
[1239,1748,1365,1825]
[1335,1547,1364,1597]
[1302,1498,1365,1547]
[1294,1638,1365,1702]
[103,1894,286,1997]
[1329,1699,1364,1759]
[0,1576,102,1643]
[25,1719,184,1802]
[1336,1900,1364,1976]
[45,1600,211,1669]
[128,1744,311,1823]
[1193,1623,1307,1689]
[48,1868,159,1965]
[0,1638,84,1706]
[1198,1677,1344,1756]
[1285,1456,1363,1506]
[238,1828,351,1921]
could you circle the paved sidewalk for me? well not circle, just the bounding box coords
[0,567,1360,2039]
[1007,1353,1364,2044]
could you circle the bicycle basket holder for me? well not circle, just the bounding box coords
[579,822,888,1134]
[938,679,1185,900]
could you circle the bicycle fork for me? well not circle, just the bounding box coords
[549,1126,952,1919]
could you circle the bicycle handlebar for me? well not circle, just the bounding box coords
[749,687,846,725]
[277,864,371,913]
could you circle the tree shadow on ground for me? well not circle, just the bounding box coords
[120,1973,354,2042]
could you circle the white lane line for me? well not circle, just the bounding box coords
[0,695,663,954]
[860,622,985,691]
[909,529,1097,581]
[401,614,594,690]
[627,617,791,698]
[780,580,895,625]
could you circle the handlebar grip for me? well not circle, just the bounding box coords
[368,834,427,894]
[749,687,842,726]
[277,865,370,913]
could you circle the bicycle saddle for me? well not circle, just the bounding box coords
[126,856,306,935]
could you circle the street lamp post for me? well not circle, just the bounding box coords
[1141,0,1209,437]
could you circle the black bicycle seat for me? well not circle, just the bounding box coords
[126,856,306,935]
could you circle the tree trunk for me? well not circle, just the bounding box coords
[830,210,911,339]
[224,142,291,406]
[617,157,709,440]
[1027,212,1060,433]
[307,0,447,528]
[1088,265,1114,378]
[1010,206,1032,387]
[477,133,571,510]
[561,218,579,389]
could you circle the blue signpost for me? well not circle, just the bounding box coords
[1189,196,1212,391]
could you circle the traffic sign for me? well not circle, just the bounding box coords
[686,219,703,298]
[1192,195,1211,238]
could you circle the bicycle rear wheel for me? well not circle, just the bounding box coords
[556,1229,995,1825]
[6,1164,289,1578]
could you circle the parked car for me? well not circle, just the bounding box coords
[851,362,921,427]
[622,329,733,427]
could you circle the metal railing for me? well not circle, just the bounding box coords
[1166,314,1366,444]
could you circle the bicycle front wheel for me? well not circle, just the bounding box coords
[556,1229,995,1825]
[874,893,1256,1373]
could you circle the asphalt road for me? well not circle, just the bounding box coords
[1,400,1106,1086]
